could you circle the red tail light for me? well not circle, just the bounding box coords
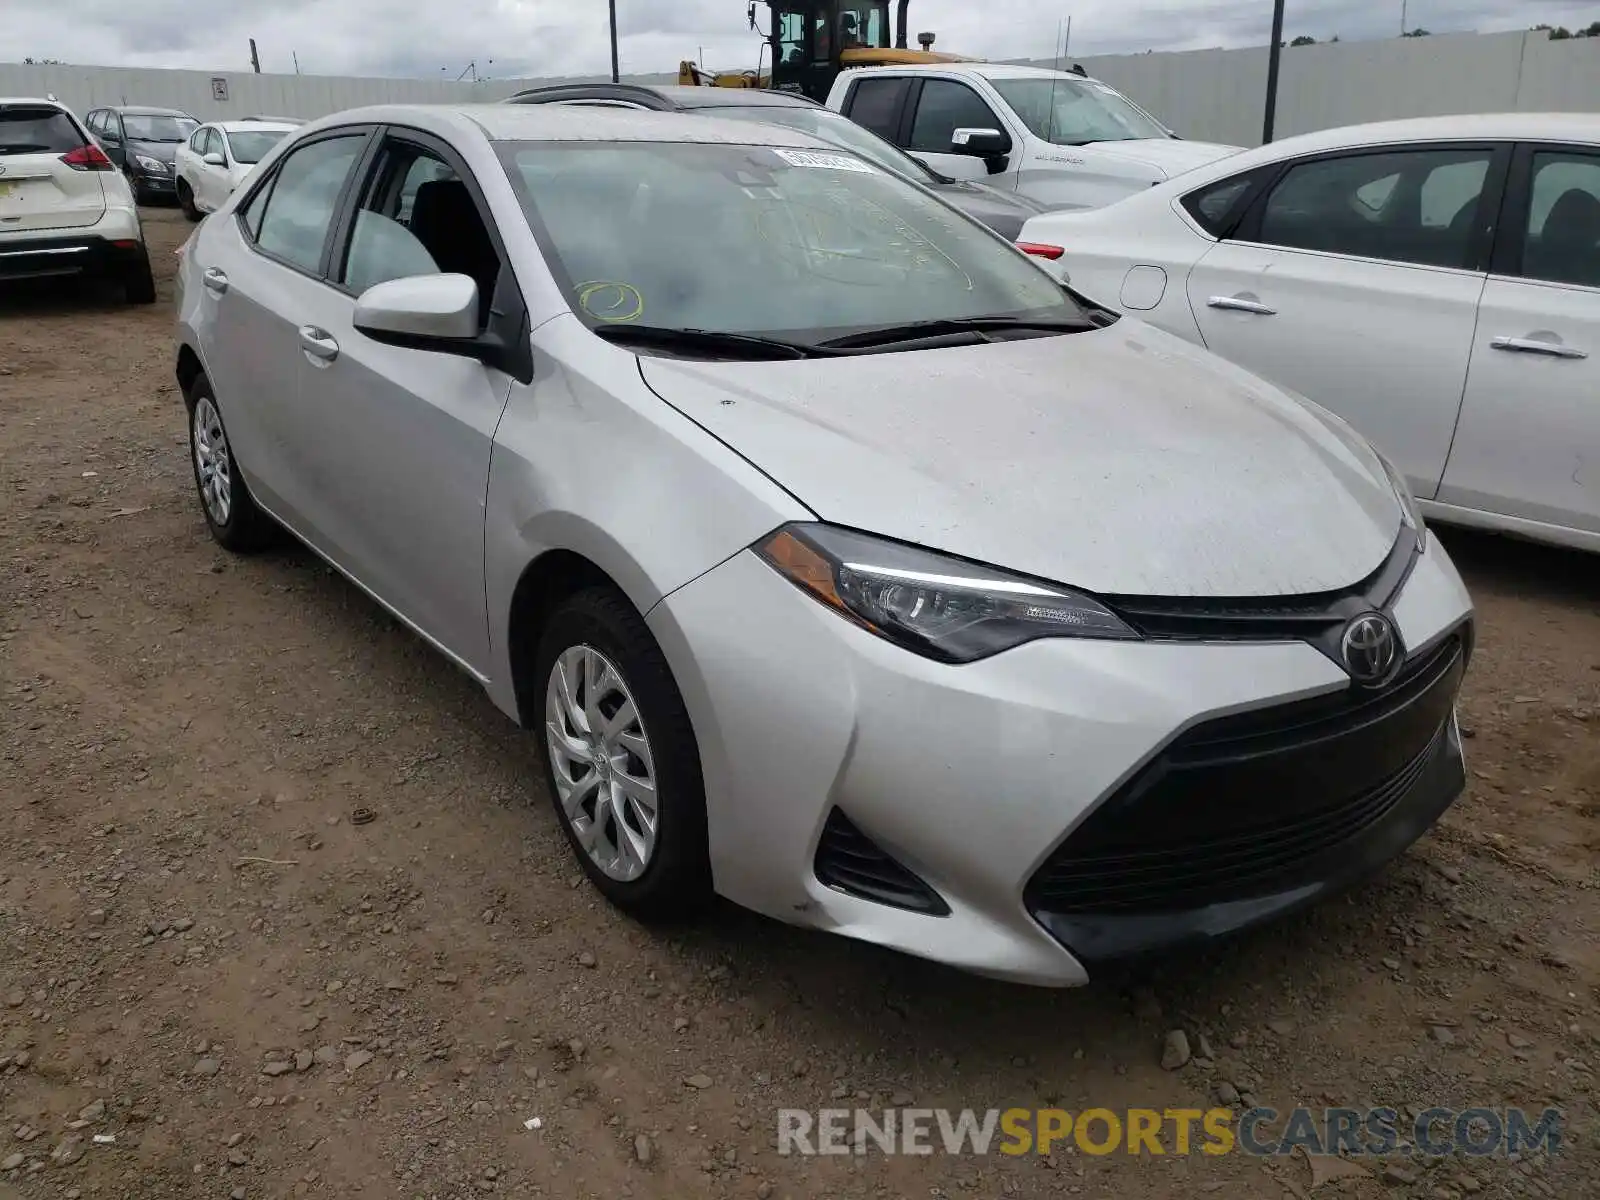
[1017,241,1065,261]
[60,143,114,171]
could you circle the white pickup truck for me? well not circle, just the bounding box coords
[826,62,1242,211]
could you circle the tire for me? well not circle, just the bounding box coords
[533,587,711,920]
[122,245,156,304]
[177,179,201,222]
[183,373,274,552]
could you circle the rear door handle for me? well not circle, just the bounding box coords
[1490,335,1587,360]
[1207,295,1276,315]
[201,267,228,295]
[298,325,340,363]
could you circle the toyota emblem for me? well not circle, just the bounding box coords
[1340,612,1400,685]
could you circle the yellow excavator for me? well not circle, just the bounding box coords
[678,1,975,103]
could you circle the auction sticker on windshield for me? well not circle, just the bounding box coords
[772,148,875,174]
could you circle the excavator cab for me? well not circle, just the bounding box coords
[771,1,971,100]
[680,2,972,102]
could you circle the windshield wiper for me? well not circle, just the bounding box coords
[593,323,828,361]
[816,316,1098,351]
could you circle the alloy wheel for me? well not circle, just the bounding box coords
[544,644,660,882]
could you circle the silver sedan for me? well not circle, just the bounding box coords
[174,104,1473,985]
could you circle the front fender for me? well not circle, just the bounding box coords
[481,316,811,722]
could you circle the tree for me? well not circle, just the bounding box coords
[1583,21,1600,37]
[1290,35,1316,46]
[22,56,64,64]
[1402,28,1430,37]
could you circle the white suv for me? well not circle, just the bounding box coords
[826,63,1243,211]
[0,97,154,303]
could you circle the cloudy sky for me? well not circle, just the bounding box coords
[6,0,1600,80]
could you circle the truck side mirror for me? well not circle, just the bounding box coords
[950,127,1012,174]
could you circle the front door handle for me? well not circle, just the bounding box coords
[1490,335,1587,360]
[201,267,228,295]
[298,325,340,363]
[1207,295,1276,315]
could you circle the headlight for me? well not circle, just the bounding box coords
[134,155,167,173]
[755,523,1138,663]
[1376,451,1425,538]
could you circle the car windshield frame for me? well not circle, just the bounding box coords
[121,113,199,143]
[495,138,1085,351]
[225,128,289,165]
[701,104,947,185]
[991,77,1171,146]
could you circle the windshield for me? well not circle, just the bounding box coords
[991,77,1170,145]
[226,129,289,164]
[123,114,198,142]
[500,141,1077,343]
[708,106,942,185]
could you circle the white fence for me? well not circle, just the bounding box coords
[2,28,1598,144]
[1027,30,1600,147]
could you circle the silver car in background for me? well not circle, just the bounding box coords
[174,104,1473,985]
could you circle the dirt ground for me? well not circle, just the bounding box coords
[0,208,1595,1200]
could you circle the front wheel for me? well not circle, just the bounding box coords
[534,587,711,919]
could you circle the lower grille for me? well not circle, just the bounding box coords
[814,808,949,916]
[1026,627,1467,918]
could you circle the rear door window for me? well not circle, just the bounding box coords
[1254,147,1494,270]
[0,106,85,155]
[844,76,910,141]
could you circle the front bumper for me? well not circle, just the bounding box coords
[647,530,1473,986]
[129,167,175,198]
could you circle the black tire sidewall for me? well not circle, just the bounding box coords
[533,589,710,917]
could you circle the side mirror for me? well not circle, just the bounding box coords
[354,273,479,347]
[202,151,225,166]
[950,127,1011,157]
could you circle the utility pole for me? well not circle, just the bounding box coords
[1262,0,1285,144]
[1400,0,1408,35]
[292,50,301,75]
[609,0,620,83]
[249,37,261,73]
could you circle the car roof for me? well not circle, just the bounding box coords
[0,96,69,108]
[303,103,836,148]
[1244,112,1600,158]
[213,119,298,133]
[508,83,819,111]
[107,105,194,116]
[854,62,1101,83]
[658,87,820,110]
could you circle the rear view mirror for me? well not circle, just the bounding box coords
[950,127,1011,157]
[354,273,479,345]
[202,152,225,166]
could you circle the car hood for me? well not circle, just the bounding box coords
[932,178,1047,239]
[128,138,180,163]
[1082,137,1242,179]
[637,322,1402,598]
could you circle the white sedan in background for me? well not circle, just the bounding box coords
[174,119,297,220]
[1016,113,1600,553]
